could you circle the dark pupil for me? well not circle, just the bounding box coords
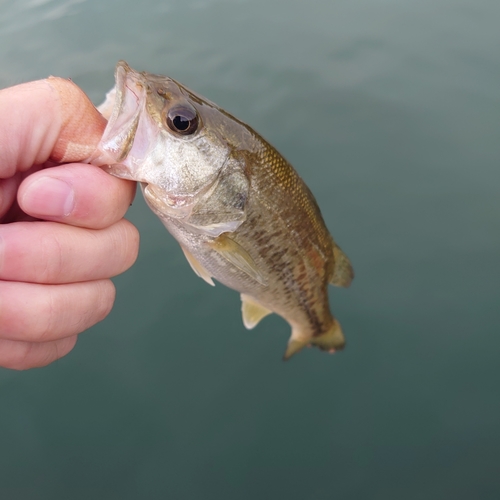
[166,106,198,135]
[173,115,190,131]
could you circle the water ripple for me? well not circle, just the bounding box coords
[0,0,85,35]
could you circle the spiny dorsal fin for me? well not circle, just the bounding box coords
[329,244,354,288]
[240,294,272,329]
[180,245,215,286]
[208,234,267,286]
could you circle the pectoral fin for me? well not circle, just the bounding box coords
[240,294,272,329]
[180,245,215,286]
[209,235,267,286]
[329,244,354,288]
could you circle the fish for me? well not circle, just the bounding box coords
[88,61,354,360]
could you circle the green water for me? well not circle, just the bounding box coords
[1,0,499,498]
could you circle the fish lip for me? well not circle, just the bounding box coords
[141,177,218,219]
[88,61,147,174]
[140,176,222,215]
[109,61,134,134]
[142,182,198,219]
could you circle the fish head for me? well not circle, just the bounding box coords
[90,61,233,217]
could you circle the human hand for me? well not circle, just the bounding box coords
[0,78,139,370]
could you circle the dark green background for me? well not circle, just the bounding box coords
[1,0,499,498]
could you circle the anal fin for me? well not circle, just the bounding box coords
[240,294,272,329]
[180,245,215,286]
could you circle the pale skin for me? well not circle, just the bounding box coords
[0,78,139,370]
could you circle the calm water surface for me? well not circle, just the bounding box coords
[1,0,499,498]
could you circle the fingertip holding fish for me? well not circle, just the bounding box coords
[47,76,107,163]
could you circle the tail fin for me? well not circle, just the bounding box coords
[283,318,346,361]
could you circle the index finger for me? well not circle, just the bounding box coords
[0,77,106,177]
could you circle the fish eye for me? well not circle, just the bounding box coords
[166,105,199,135]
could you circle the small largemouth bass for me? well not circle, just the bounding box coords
[89,61,354,360]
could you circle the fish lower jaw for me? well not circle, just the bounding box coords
[96,163,138,181]
[142,184,196,218]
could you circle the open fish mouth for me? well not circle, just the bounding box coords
[88,61,153,180]
[89,61,225,218]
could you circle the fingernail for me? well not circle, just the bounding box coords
[22,177,75,217]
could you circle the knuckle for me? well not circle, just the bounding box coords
[0,280,115,355]
[35,289,58,342]
[95,279,116,321]
[38,231,64,283]
[4,349,31,371]
[37,281,114,341]
[16,342,39,370]
[1,341,41,371]
[112,220,140,272]
[5,336,77,370]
